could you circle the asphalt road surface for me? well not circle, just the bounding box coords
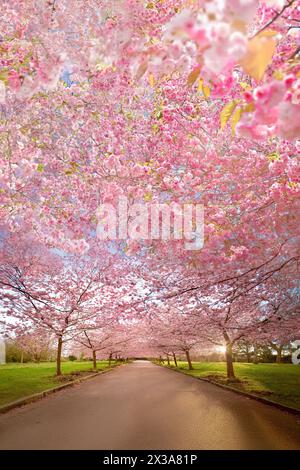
[0,361,299,449]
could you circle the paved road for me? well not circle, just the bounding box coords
[0,361,299,449]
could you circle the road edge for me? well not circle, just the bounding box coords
[155,363,300,416]
[0,364,123,415]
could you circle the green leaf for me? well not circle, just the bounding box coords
[187,66,201,87]
[0,70,9,86]
[267,152,281,162]
[220,100,238,130]
[198,78,211,98]
[240,34,276,82]
[231,107,243,136]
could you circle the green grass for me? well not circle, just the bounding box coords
[164,362,300,410]
[0,361,115,407]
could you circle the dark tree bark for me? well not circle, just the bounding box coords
[185,349,193,370]
[56,336,63,376]
[172,352,178,367]
[108,352,112,367]
[166,355,170,366]
[225,342,235,379]
[92,350,97,371]
[246,344,251,363]
[276,346,283,363]
[253,345,259,364]
[223,331,235,379]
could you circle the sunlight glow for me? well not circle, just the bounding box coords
[215,346,227,354]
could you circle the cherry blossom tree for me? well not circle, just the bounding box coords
[10,327,55,363]
[0,1,299,372]
[74,321,134,370]
[0,243,127,374]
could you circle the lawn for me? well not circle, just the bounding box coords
[0,361,114,407]
[163,362,300,410]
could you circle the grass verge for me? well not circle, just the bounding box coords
[162,361,300,410]
[0,361,117,406]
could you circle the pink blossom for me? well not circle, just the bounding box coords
[277,102,300,141]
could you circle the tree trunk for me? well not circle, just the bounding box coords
[166,355,170,366]
[253,345,259,364]
[245,344,251,363]
[56,336,63,376]
[172,352,178,367]
[185,349,193,370]
[108,353,112,367]
[20,350,24,364]
[276,346,283,363]
[92,350,97,371]
[225,342,235,379]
